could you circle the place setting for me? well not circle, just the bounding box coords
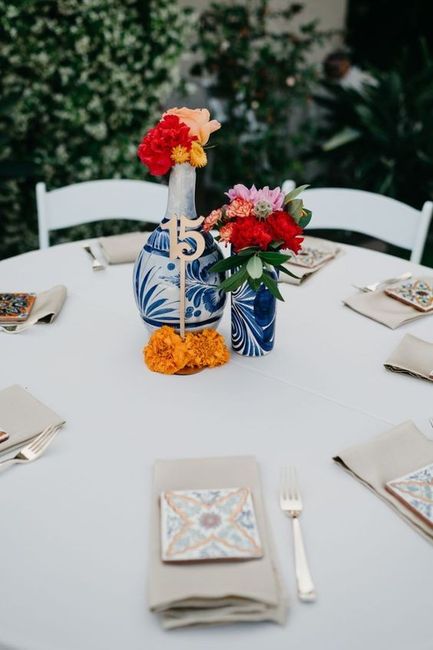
[279,235,342,285]
[82,232,151,270]
[0,384,64,469]
[0,286,67,334]
[149,455,315,629]
[343,273,433,328]
[334,417,433,543]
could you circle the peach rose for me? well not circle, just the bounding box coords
[164,107,221,145]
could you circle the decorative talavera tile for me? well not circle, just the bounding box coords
[290,246,335,269]
[160,487,263,561]
[386,462,433,528]
[385,280,433,312]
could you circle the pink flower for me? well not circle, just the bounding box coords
[225,184,258,202]
[254,186,285,211]
[203,208,222,232]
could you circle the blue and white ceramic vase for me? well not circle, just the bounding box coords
[231,272,277,356]
[133,163,226,332]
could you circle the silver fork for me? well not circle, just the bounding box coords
[280,466,316,602]
[352,271,412,293]
[0,424,61,471]
[83,245,106,271]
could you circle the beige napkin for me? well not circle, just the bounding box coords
[334,421,433,543]
[0,285,67,334]
[149,456,287,629]
[98,232,150,264]
[280,236,340,285]
[384,334,433,382]
[0,384,64,455]
[343,276,433,329]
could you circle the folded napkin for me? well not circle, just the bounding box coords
[98,232,150,264]
[280,236,340,285]
[384,334,433,382]
[0,285,67,334]
[149,456,287,629]
[343,276,433,329]
[334,421,433,543]
[0,384,64,455]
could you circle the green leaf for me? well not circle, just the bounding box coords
[322,127,360,151]
[237,246,260,256]
[209,256,245,273]
[299,208,312,228]
[286,198,303,221]
[247,277,261,292]
[276,264,300,279]
[261,273,284,301]
[219,266,248,293]
[246,255,263,279]
[259,251,291,265]
[283,184,310,203]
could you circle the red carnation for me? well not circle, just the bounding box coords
[230,216,273,252]
[266,210,304,253]
[137,115,195,176]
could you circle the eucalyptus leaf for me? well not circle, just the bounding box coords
[299,209,312,228]
[283,184,310,203]
[286,198,303,221]
[246,255,263,279]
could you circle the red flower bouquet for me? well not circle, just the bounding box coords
[137,108,221,176]
[208,184,312,300]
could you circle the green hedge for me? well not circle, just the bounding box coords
[0,0,190,258]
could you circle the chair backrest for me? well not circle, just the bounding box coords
[281,182,433,264]
[36,179,168,248]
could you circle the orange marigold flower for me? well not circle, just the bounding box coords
[185,329,230,369]
[171,144,190,164]
[144,326,189,375]
[189,141,207,167]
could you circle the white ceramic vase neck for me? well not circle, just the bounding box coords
[163,163,197,222]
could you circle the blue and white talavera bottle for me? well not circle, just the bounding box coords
[133,163,226,332]
[231,270,278,356]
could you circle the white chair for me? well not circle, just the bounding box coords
[36,179,168,248]
[281,181,432,264]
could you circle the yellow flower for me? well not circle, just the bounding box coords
[144,326,189,375]
[185,329,230,369]
[171,145,190,164]
[189,141,207,168]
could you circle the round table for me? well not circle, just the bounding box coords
[0,242,432,650]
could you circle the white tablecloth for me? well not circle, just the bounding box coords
[0,242,432,650]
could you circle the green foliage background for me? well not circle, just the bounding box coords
[312,44,433,265]
[0,0,191,259]
[190,1,331,206]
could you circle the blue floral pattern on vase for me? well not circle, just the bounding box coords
[133,163,226,332]
[231,272,277,356]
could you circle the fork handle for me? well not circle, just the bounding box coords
[0,459,18,471]
[292,517,316,602]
